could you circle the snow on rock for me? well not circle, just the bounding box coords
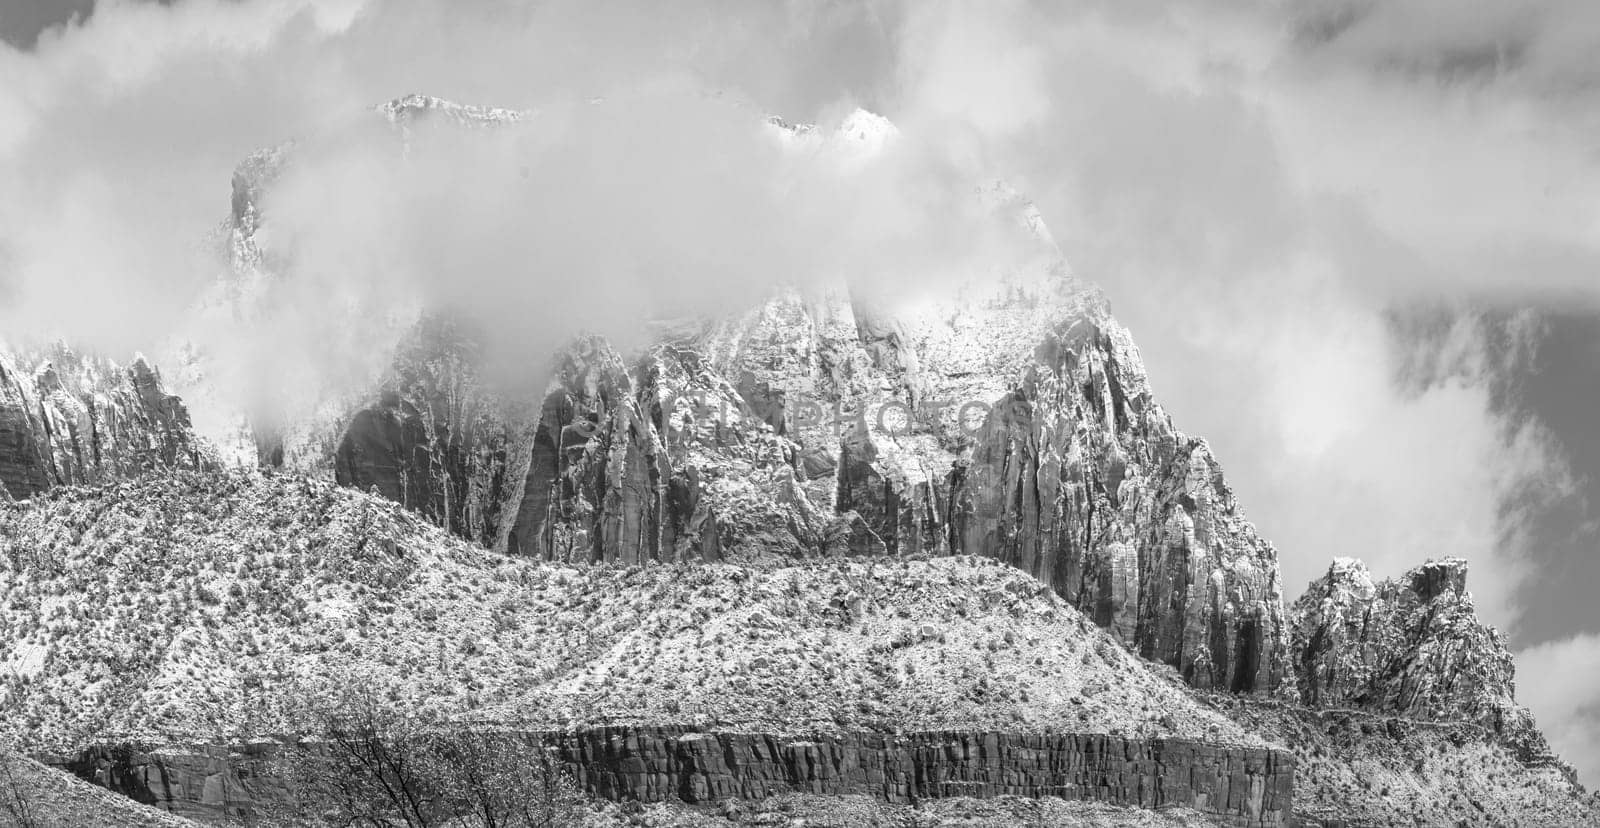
[0,346,212,500]
[0,472,1259,752]
[1289,557,1550,760]
[689,271,1292,696]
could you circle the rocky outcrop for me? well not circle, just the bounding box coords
[333,318,518,548]
[0,750,195,828]
[0,347,210,499]
[331,318,825,563]
[1289,557,1546,757]
[949,306,1286,696]
[320,277,1291,697]
[1216,696,1600,828]
[59,728,1296,827]
[316,276,1292,697]
[562,728,1295,826]
[500,334,826,563]
[701,279,1291,696]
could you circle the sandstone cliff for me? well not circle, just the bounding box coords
[332,317,519,548]
[226,96,1586,733]
[0,749,198,828]
[3,93,1593,826]
[59,729,1296,827]
[0,347,209,500]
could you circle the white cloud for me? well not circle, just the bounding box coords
[1518,633,1600,787]
[0,0,1051,450]
[868,1,1600,635]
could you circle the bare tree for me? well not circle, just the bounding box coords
[274,692,443,827]
[424,730,581,828]
[273,689,583,828]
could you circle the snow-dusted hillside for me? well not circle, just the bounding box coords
[1217,697,1600,827]
[0,472,1256,753]
[0,749,198,828]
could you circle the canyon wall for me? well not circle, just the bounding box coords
[331,317,519,548]
[59,728,1296,827]
[712,282,1291,694]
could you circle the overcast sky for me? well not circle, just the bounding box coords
[3,0,1599,786]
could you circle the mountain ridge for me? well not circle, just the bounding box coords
[0,95,1591,825]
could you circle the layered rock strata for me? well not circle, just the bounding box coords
[60,728,1296,827]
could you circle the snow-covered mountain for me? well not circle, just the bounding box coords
[217,97,1293,697]
[0,96,1592,826]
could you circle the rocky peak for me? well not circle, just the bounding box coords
[225,94,522,275]
[1407,556,1468,602]
[378,93,527,128]
[1290,557,1545,756]
[324,269,1292,697]
[0,346,212,500]
[224,96,1588,709]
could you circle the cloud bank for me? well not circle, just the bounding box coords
[3,0,1599,784]
[1517,632,1600,794]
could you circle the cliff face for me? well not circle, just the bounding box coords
[1289,557,1546,757]
[702,280,1290,695]
[59,728,1297,827]
[332,325,809,563]
[4,94,1591,825]
[0,348,209,500]
[323,275,1292,697]
[332,318,517,548]
[496,336,738,563]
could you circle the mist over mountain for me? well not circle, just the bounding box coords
[3,2,1600,825]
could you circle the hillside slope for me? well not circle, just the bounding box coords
[0,472,1255,753]
[1217,698,1600,827]
[0,750,198,828]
